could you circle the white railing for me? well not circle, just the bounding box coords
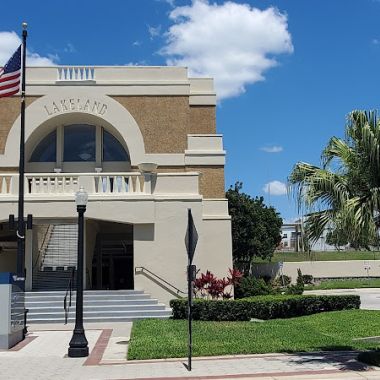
[27,174,79,194]
[0,172,147,196]
[57,67,95,81]
[0,175,13,195]
[0,172,201,198]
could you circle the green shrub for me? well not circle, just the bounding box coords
[302,274,314,285]
[285,268,304,295]
[271,274,291,287]
[234,277,277,299]
[285,284,304,295]
[170,299,251,321]
[170,294,360,321]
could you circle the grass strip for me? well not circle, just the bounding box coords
[128,310,380,360]
[307,278,380,290]
[253,251,380,263]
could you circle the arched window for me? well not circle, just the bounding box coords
[30,130,56,162]
[29,125,129,165]
[64,124,96,162]
[103,129,129,161]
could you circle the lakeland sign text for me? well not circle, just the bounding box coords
[44,98,108,116]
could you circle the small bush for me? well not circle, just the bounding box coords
[285,268,304,295]
[302,274,314,285]
[234,277,277,299]
[170,294,360,321]
[271,274,291,287]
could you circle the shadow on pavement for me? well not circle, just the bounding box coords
[285,349,371,372]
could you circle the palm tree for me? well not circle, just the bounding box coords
[289,110,380,248]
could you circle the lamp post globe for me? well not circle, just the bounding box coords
[68,186,89,357]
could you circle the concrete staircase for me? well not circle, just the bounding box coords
[32,268,76,291]
[25,290,172,324]
[41,224,78,268]
[33,224,78,291]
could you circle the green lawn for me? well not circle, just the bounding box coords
[253,251,380,263]
[127,310,380,360]
[307,278,380,290]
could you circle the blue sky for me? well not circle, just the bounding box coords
[1,0,380,221]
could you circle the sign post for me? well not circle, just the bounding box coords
[185,209,198,371]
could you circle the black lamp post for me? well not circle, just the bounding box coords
[68,186,89,358]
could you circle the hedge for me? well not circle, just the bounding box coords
[170,294,361,321]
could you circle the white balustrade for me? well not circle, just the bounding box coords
[18,173,147,196]
[26,175,79,194]
[0,172,200,198]
[0,175,13,195]
[57,67,95,81]
[92,173,144,194]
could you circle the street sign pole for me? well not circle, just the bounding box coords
[187,259,192,371]
[185,209,198,372]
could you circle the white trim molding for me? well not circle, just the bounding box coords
[1,90,146,166]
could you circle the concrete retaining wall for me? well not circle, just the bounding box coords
[252,260,380,283]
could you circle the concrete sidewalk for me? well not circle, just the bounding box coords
[0,324,379,380]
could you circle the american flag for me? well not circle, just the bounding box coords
[0,46,22,98]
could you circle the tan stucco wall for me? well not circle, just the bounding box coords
[0,97,39,154]
[186,166,225,198]
[112,96,189,153]
[189,106,216,134]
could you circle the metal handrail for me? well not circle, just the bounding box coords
[135,266,186,296]
[33,225,53,270]
[63,268,75,324]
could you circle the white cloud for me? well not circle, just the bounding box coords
[260,145,283,153]
[0,31,57,66]
[148,25,162,39]
[263,180,287,196]
[372,38,380,45]
[133,41,141,46]
[161,0,293,100]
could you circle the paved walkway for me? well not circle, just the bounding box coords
[1,323,380,380]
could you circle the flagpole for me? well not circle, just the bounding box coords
[16,22,27,285]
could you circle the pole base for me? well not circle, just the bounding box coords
[68,346,89,357]
[68,329,89,357]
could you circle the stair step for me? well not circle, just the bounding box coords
[27,315,172,324]
[26,290,144,296]
[24,289,172,324]
[28,309,172,319]
[26,294,151,302]
[28,304,166,313]
[26,299,158,307]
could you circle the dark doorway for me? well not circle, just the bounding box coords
[92,232,133,290]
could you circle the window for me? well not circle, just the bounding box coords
[103,129,129,161]
[30,130,56,162]
[29,124,129,164]
[64,124,96,162]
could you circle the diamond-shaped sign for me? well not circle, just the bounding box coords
[185,209,198,263]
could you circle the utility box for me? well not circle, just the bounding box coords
[0,273,25,349]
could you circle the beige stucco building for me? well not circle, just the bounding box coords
[0,66,232,305]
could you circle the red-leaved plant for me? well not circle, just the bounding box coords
[193,268,242,299]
